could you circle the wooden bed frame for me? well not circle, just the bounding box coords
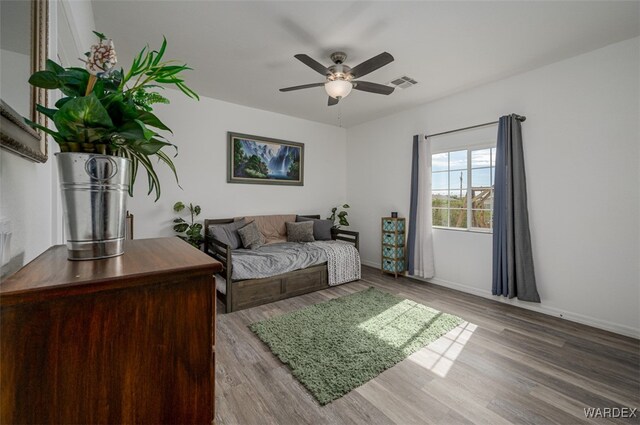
[203,215,359,313]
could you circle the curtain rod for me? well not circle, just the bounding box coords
[424,114,526,139]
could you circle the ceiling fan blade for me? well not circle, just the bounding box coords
[349,52,394,79]
[294,54,329,76]
[279,82,325,92]
[353,81,395,95]
[328,96,339,106]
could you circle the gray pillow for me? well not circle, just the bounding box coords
[208,219,246,249]
[286,221,315,243]
[237,221,265,250]
[296,216,333,241]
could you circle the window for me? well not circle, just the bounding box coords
[432,146,496,231]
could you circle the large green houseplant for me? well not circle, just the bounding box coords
[27,31,198,200]
[26,32,198,260]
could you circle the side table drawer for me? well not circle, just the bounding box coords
[382,258,405,273]
[382,219,405,232]
[382,246,404,259]
[382,232,405,246]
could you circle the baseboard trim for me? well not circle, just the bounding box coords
[360,260,639,339]
[361,260,381,269]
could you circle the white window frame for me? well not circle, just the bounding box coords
[431,142,496,233]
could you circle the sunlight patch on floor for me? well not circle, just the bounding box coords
[407,322,477,377]
[356,300,459,355]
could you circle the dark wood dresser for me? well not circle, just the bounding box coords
[0,237,222,424]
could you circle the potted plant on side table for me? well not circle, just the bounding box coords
[328,204,350,228]
[27,31,198,260]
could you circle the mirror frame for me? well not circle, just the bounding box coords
[0,0,49,163]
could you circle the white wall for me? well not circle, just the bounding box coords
[347,37,640,338]
[0,2,57,277]
[128,90,347,239]
[0,149,55,276]
[0,0,96,277]
[57,0,96,66]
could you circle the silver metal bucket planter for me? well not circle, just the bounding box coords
[56,152,130,260]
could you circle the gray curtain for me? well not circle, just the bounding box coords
[407,135,419,275]
[492,115,540,302]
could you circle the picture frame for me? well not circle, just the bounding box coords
[0,0,49,163]
[227,132,304,186]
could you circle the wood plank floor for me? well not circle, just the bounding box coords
[215,266,640,425]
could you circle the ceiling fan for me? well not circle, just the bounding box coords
[280,51,395,106]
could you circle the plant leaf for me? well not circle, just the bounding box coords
[114,121,147,141]
[127,148,161,201]
[58,68,91,97]
[55,97,73,108]
[156,149,180,188]
[133,119,156,140]
[53,93,114,142]
[136,111,171,132]
[156,77,184,84]
[119,149,138,197]
[24,117,64,144]
[45,59,65,74]
[175,81,200,100]
[152,36,167,66]
[174,201,185,212]
[36,104,58,120]
[173,223,189,233]
[28,70,60,89]
[194,205,201,216]
[104,94,138,125]
[92,79,105,98]
[135,139,172,156]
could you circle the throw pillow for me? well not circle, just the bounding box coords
[237,221,265,250]
[296,216,333,241]
[286,221,315,243]
[208,219,246,249]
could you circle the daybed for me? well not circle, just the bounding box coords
[204,214,360,313]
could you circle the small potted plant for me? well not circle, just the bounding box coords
[328,204,350,228]
[173,201,204,248]
[27,31,198,260]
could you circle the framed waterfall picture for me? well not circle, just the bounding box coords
[227,132,304,186]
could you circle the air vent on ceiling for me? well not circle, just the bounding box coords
[389,76,418,89]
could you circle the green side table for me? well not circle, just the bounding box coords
[381,217,406,278]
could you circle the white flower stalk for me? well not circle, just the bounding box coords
[86,39,117,76]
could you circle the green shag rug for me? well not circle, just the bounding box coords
[249,287,464,405]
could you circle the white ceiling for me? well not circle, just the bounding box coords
[92,1,639,128]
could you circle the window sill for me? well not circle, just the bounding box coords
[433,226,492,235]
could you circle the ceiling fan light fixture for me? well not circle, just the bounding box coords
[325,79,352,99]
[282,51,395,105]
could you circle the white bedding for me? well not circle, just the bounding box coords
[213,240,361,292]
